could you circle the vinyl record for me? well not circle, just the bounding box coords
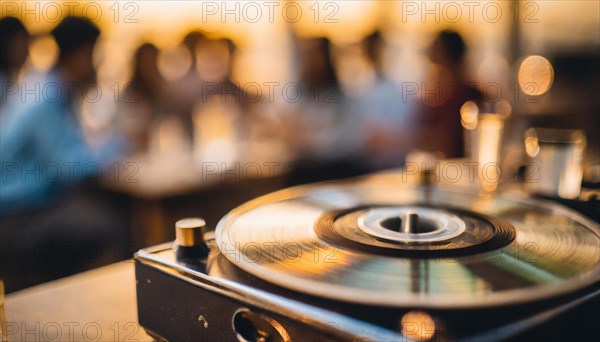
[215,180,600,308]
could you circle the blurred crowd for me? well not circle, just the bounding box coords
[1,16,485,291]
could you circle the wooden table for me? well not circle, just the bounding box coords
[102,152,289,251]
[4,262,152,341]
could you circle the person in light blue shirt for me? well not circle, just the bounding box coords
[1,17,123,215]
[0,17,127,293]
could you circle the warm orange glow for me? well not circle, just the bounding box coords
[518,55,554,96]
[28,35,58,72]
[460,101,479,130]
[292,1,379,43]
[400,311,436,341]
[477,115,504,193]
[494,99,512,117]
[152,117,191,155]
[157,46,192,81]
[192,98,240,165]
[524,129,540,158]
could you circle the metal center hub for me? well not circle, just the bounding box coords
[357,206,466,243]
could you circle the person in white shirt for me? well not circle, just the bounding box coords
[354,31,416,169]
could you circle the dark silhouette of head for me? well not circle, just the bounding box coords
[130,43,161,98]
[223,38,237,56]
[297,37,339,90]
[222,38,237,75]
[51,16,100,85]
[0,16,30,80]
[429,30,466,69]
[363,30,384,74]
[181,30,206,71]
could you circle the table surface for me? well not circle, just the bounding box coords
[104,146,291,199]
[5,261,153,341]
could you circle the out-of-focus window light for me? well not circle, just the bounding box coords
[520,1,600,52]
[293,1,379,44]
[477,55,510,99]
[28,35,58,72]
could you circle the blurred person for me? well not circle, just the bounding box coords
[413,30,484,159]
[183,30,205,75]
[194,38,255,115]
[355,31,415,169]
[170,30,207,119]
[196,37,252,111]
[284,37,367,185]
[0,17,128,292]
[0,16,30,116]
[171,33,255,141]
[191,37,254,164]
[117,42,165,153]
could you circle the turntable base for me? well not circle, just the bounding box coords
[135,176,600,341]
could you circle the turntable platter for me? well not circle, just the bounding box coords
[215,183,600,308]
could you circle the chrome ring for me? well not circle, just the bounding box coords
[357,206,466,243]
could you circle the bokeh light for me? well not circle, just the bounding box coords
[400,311,436,341]
[518,55,554,96]
[460,101,479,130]
[28,35,58,72]
[524,128,540,157]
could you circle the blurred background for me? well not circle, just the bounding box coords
[1,0,599,292]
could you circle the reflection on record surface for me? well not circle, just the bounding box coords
[216,182,600,308]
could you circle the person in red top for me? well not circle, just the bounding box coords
[413,30,484,159]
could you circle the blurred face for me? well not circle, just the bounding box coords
[196,39,230,82]
[429,39,446,65]
[138,48,159,83]
[63,42,97,85]
[298,40,329,85]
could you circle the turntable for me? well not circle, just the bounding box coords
[134,174,600,341]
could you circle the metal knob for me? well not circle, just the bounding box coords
[176,218,206,247]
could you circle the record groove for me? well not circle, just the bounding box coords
[215,182,600,308]
[314,205,516,258]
